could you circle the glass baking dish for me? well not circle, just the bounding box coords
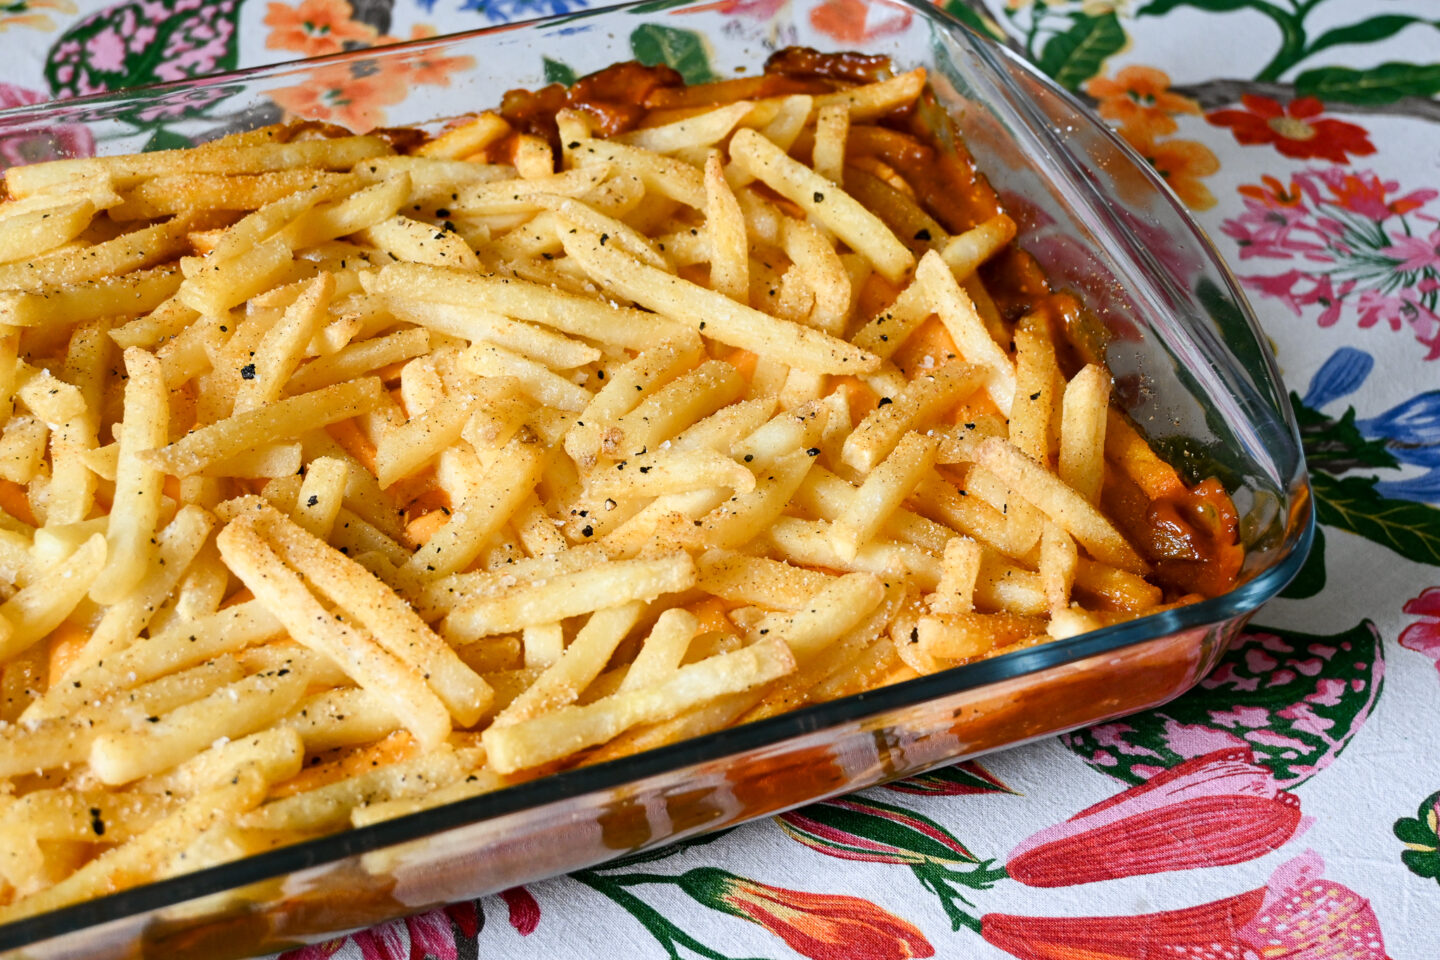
[0,0,1312,955]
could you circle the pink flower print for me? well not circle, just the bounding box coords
[1294,274,1353,327]
[1400,586,1440,682]
[1160,718,1248,758]
[1275,704,1334,737]
[1240,851,1389,960]
[1210,705,1273,729]
[1305,678,1347,706]
[83,27,126,72]
[1384,227,1440,274]
[1005,749,1303,887]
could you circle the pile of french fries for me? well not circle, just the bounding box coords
[0,59,1220,919]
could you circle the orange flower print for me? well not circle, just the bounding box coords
[1238,174,1305,210]
[264,0,376,57]
[1086,66,1200,138]
[374,26,475,87]
[1121,127,1219,211]
[0,0,77,33]
[268,62,405,132]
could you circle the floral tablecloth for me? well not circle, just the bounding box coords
[4,0,1438,956]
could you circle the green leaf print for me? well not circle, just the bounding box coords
[1295,61,1440,106]
[543,57,577,86]
[1064,620,1384,786]
[1278,524,1325,600]
[46,0,247,101]
[1394,791,1440,883]
[1035,12,1125,92]
[143,128,193,153]
[1135,0,1257,16]
[630,24,716,87]
[1304,15,1440,59]
[1312,472,1440,566]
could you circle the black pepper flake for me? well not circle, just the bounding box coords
[306,495,319,507]
[435,208,451,217]
[909,627,919,643]
[240,363,256,380]
[146,715,159,723]
[639,466,651,474]
[581,525,594,537]
[914,228,932,242]
[90,809,105,837]
[806,447,820,456]
[443,220,457,233]
[877,397,893,407]
[699,321,706,330]
[599,233,609,245]
[567,141,580,149]
[964,422,976,429]
[743,454,754,463]
[1029,390,1042,401]
[813,191,824,202]
[596,370,605,379]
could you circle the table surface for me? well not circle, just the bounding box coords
[5,0,1438,956]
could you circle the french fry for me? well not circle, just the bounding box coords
[146,377,385,476]
[218,516,452,750]
[365,261,681,351]
[4,136,392,197]
[699,151,749,307]
[1060,364,1112,504]
[89,668,309,785]
[484,636,795,773]
[559,227,878,375]
[443,553,696,641]
[975,437,1148,575]
[90,348,167,604]
[240,499,493,726]
[830,431,938,561]
[916,251,1016,414]
[493,601,644,727]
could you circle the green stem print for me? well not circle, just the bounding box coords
[964,0,1440,116]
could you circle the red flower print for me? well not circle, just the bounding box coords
[1005,748,1303,887]
[677,867,934,960]
[349,907,459,960]
[500,885,540,935]
[264,0,376,56]
[809,0,912,43]
[983,888,1267,960]
[1208,95,1375,163]
[1400,586,1440,681]
[983,850,1388,960]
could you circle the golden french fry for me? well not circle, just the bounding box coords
[559,227,878,375]
[729,128,913,284]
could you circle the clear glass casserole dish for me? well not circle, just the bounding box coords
[0,0,1312,955]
